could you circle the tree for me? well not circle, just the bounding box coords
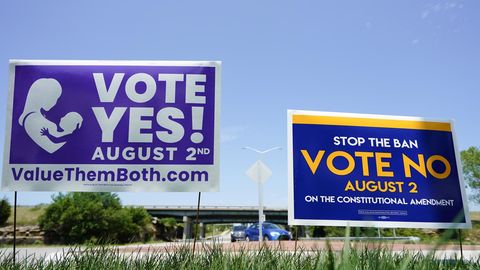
[39,192,154,244]
[0,198,11,226]
[461,146,480,203]
[155,217,178,241]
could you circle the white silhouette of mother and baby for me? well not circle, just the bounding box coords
[19,78,83,154]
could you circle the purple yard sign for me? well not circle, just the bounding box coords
[2,60,221,192]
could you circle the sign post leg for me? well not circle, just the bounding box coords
[458,229,463,261]
[13,191,17,265]
[193,192,201,255]
[294,226,298,253]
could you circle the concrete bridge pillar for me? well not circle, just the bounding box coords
[183,216,192,240]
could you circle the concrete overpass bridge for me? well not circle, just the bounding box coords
[144,206,287,239]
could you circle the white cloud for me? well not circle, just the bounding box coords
[221,126,247,143]
[421,10,430,19]
[365,21,373,29]
[421,1,463,19]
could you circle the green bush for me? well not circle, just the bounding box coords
[308,226,435,240]
[0,198,11,226]
[39,192,154,244]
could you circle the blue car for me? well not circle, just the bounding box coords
[245,222,292,241]
[231,224,247,242]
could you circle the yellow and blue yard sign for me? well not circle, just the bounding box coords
[287,110,471,229]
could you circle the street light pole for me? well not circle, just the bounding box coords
[243,146,281,244]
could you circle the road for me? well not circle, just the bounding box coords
[0,231,232,262]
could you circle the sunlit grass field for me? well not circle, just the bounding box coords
[6,205,46,226]
[470,212,480,222]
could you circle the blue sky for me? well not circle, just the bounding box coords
[0,1,479,209]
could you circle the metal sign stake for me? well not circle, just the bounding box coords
[13,191,17,265]
[193,192,202,255]
[458,229,463,261]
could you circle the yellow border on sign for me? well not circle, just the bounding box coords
[292,115,451,131]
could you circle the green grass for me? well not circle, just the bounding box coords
[470,212,480,222]
[6,205,46,226]
[0,244,478,270]
[0,210,479,268]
